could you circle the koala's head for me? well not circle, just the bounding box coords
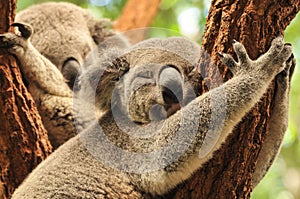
[16,2,116,89]
[77,37,200,123]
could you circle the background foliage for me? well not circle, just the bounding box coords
[17,0,300,198]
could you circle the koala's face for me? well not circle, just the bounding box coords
[77,38,199,124]
[115,49,196,124]
[122,64,183,123]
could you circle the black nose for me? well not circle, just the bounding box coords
[162,86,182,104]
[62,58,81,90]
[159,67,183,104]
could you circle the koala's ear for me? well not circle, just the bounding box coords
[88,18,114,45]
[86,56,130,91]
[109,56,131,80]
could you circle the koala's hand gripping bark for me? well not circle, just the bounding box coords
[0,23,72,98]
[0,23,76,148]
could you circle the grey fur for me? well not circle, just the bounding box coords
[15,2,115,73]
[8,33,293,198]
[0,2,125,148]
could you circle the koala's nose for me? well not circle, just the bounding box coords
[159,67,183,104]
[62,58,81,90]
[161,86,183,104]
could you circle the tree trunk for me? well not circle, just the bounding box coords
[0,0,52,198]
[166,1,300,198]
[113,0,161,43]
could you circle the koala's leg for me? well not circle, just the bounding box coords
[0,23,80,148]
[253,55,295,186]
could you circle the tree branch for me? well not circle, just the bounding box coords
[113,0,161,43]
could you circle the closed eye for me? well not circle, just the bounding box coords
[137,70,153,78]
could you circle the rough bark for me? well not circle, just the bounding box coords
[0,0,52,198]
[113,0,161,43]
[166,1,300,198]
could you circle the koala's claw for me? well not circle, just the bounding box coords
[219,40,253,75]
[0,35,14,49]
[0,34,23,50]
[217,52,224,58]
[11,23,33,39]
[220,53,238,74]
[0,24,32,55]
[232,40,251,65]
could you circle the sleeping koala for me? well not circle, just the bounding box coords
[15,2,118,88]
[2,21,293,197]
[3,2,128,148]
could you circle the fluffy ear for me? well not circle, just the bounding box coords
[87,18,115,45]
[78,55,130,111]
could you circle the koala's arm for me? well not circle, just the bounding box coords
[131,37,293,195]
[253,55,295,186]
[0,23,71,97]
[0,23,81,148]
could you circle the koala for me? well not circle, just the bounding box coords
[1,2,126,148]
[3,24,292,197]
[15,2,117,88]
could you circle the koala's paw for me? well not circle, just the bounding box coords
[218,39,251,75]
[219,36,293,78]
[0,23,33,55]
[258,36,293,75]
[275,54,295,91]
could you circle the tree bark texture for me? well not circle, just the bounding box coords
[0,0,52,198]
[166,1,300,198]
[113,0,161,44]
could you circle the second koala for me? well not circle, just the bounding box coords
[9,2,126,148]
